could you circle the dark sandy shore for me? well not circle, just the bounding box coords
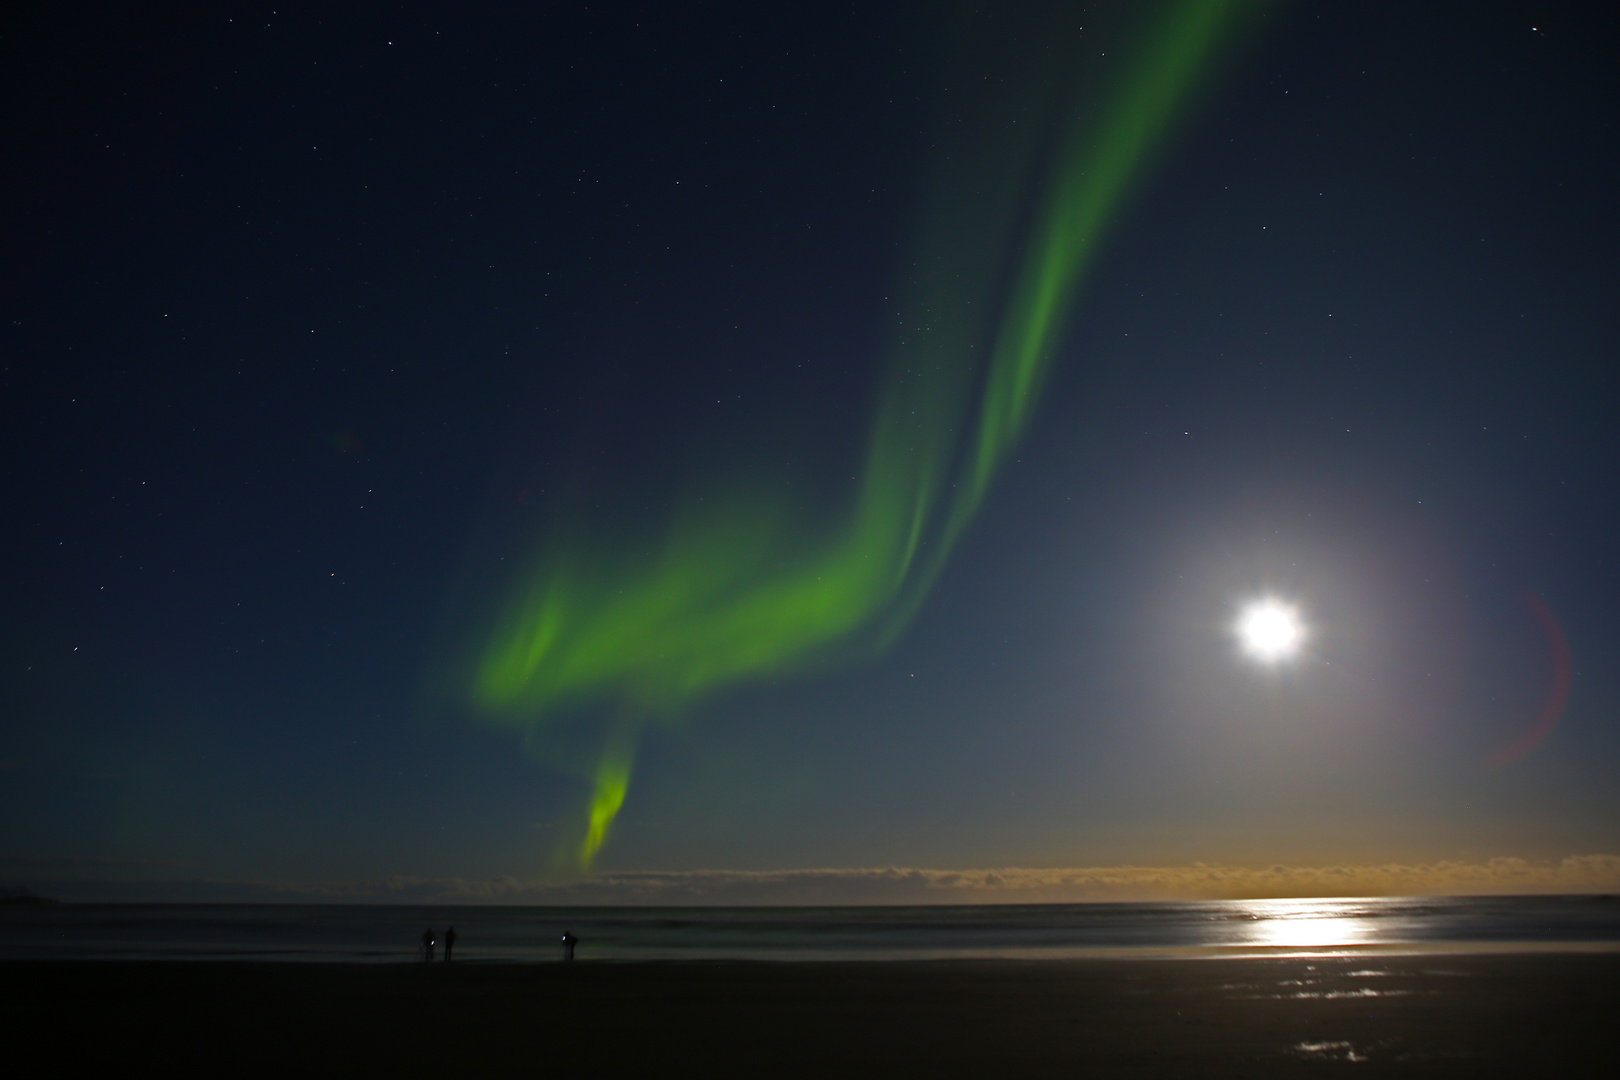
[5,952,1615,1076]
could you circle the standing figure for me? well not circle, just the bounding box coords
[561,930,578,961]
[443,926,457,962]
[421,926,436,963]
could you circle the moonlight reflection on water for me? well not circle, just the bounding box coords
[1230,898,1383,949]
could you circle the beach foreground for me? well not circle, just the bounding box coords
[6,952,1614,1076]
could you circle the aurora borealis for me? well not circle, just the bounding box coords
[6,1,1620,903]
[472,1,1260,866]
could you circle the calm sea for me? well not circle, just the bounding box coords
[3,896,1618,963]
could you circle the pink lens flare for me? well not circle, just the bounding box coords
[1485,592,1572,768]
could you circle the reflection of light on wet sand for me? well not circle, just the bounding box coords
[1294,1040,1369,1063]
[1233,898,1380,949]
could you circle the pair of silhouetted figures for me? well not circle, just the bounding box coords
[421,926,457,962]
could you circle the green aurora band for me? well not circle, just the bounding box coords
[471,1,1264,867]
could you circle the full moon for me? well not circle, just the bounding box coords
[1236,599,1304,662]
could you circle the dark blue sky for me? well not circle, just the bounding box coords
[5,1,1620,901]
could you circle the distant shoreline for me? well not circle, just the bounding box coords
[4,890,1619,907]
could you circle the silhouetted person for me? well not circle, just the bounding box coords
[421,927,436,963]
[561,930,578,961]
[443,926,457,962]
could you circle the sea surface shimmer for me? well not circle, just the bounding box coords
[3,894,1619,962]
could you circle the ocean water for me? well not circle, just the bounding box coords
[2,895,1618,963]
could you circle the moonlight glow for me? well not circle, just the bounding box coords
[1236,600,1304,662]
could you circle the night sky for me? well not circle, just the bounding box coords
[5,1,1620,903]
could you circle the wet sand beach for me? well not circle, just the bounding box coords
[6,952,1614,1076]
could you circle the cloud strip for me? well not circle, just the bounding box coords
[26,855,1620,906]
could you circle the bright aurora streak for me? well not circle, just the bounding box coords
[466,1,1268,868]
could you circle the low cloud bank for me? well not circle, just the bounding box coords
[24,855,1620,905]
